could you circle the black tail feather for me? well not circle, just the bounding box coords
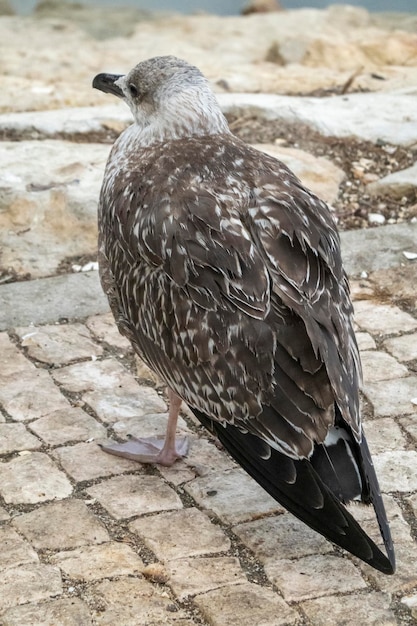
[192,409,395,575]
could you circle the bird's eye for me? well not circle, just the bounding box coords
[128,83,139,98]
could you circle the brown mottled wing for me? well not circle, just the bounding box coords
[102,137,360,458]
[99,135,394,573]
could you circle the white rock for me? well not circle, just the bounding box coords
[218,90,417,147]
[403,251,417,261]
[367,162,417,198]
[367,213,386,225]
[0,140,109,277]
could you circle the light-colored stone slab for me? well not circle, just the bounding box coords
[0,140,107,278]
[368,162,417,199]
[166,556,247,600]
[364,418,408,454]
[353,300,417,336]
[0,423,41,454]
[0,526,39,570]
[53,441,139,482]
[0,452,72,504]
[0,506,10,521]
[401,595,417,621]
[51,358,167,423]
[0,271,109,332]
[50,357,138,393]
[356,331,376,351]
[194,582,297,626]
[185,468,283,525]
[301,591,396,625]
[15,323,103,365]
[29,407,106,446]
[219,90,417,147]
[341,222,417,276]
[383,333,417,363]
[112,412,189,440]
[0,367,71,422]
[1,597,93,626]
[0,563,62,612]
[86,312,132,351]
[364,377,417,417]
[83,387,167,424]
[233,514,332,563]
[373,451,417,492]
[51,542,143,581]
[86,576,193,625]
[13,499,109,550]
[129,508,230,560]
[86,474,182,519]
[360,350,409,383]
[399,415,417,443]
[266,554,366,601]
[0,331,33,375]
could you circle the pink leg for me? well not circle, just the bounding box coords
[100,388,188,466]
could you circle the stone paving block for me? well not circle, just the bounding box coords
[129,508,230,560]
[399,415,417,443]
[51,542,144,581]
[0,332,34,375]
[301,591,396,625]
[0,563,62,612]
[0,506,10,521]
[158,462,198,487]
[86,474,182,519]
[15,323,103,365]
[51,358,167,423]
[0,452,72,504]
[401,594,417,620]
[185,468,283,525]
[383,333,417,363]
[364,418,408,454]
[13,499,109,550]
[0,367,71,421]
[86,312,132,351]
[364,376,417,417]
[0,423,42,454]
[194,582,298,626]
[356,331,376,351]
[166,556,247,600]
[359,542,417,593]
[0,526,39,570]
[353,300,417,336]
[29,407,106,446]
[112,411,190,440]
[373,451,417,492]
[87,577,194,625]
[53,441,139,482]
[266,554,367,602]
[360,350,409,383]
[1,597,93,626]
[50,357,145,394]
[158,437,238,486]
[233,513,332,563]
[83,387,167,424]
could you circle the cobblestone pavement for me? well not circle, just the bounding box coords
[1,268,417,625]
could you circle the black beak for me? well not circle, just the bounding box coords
[92,73,124,98]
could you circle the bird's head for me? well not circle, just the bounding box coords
[92,56,229,144]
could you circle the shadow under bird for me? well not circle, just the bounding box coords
[93,56,395,574]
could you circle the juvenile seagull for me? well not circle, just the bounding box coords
[93,56,395,574]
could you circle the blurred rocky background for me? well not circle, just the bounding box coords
[0,0,416,282]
